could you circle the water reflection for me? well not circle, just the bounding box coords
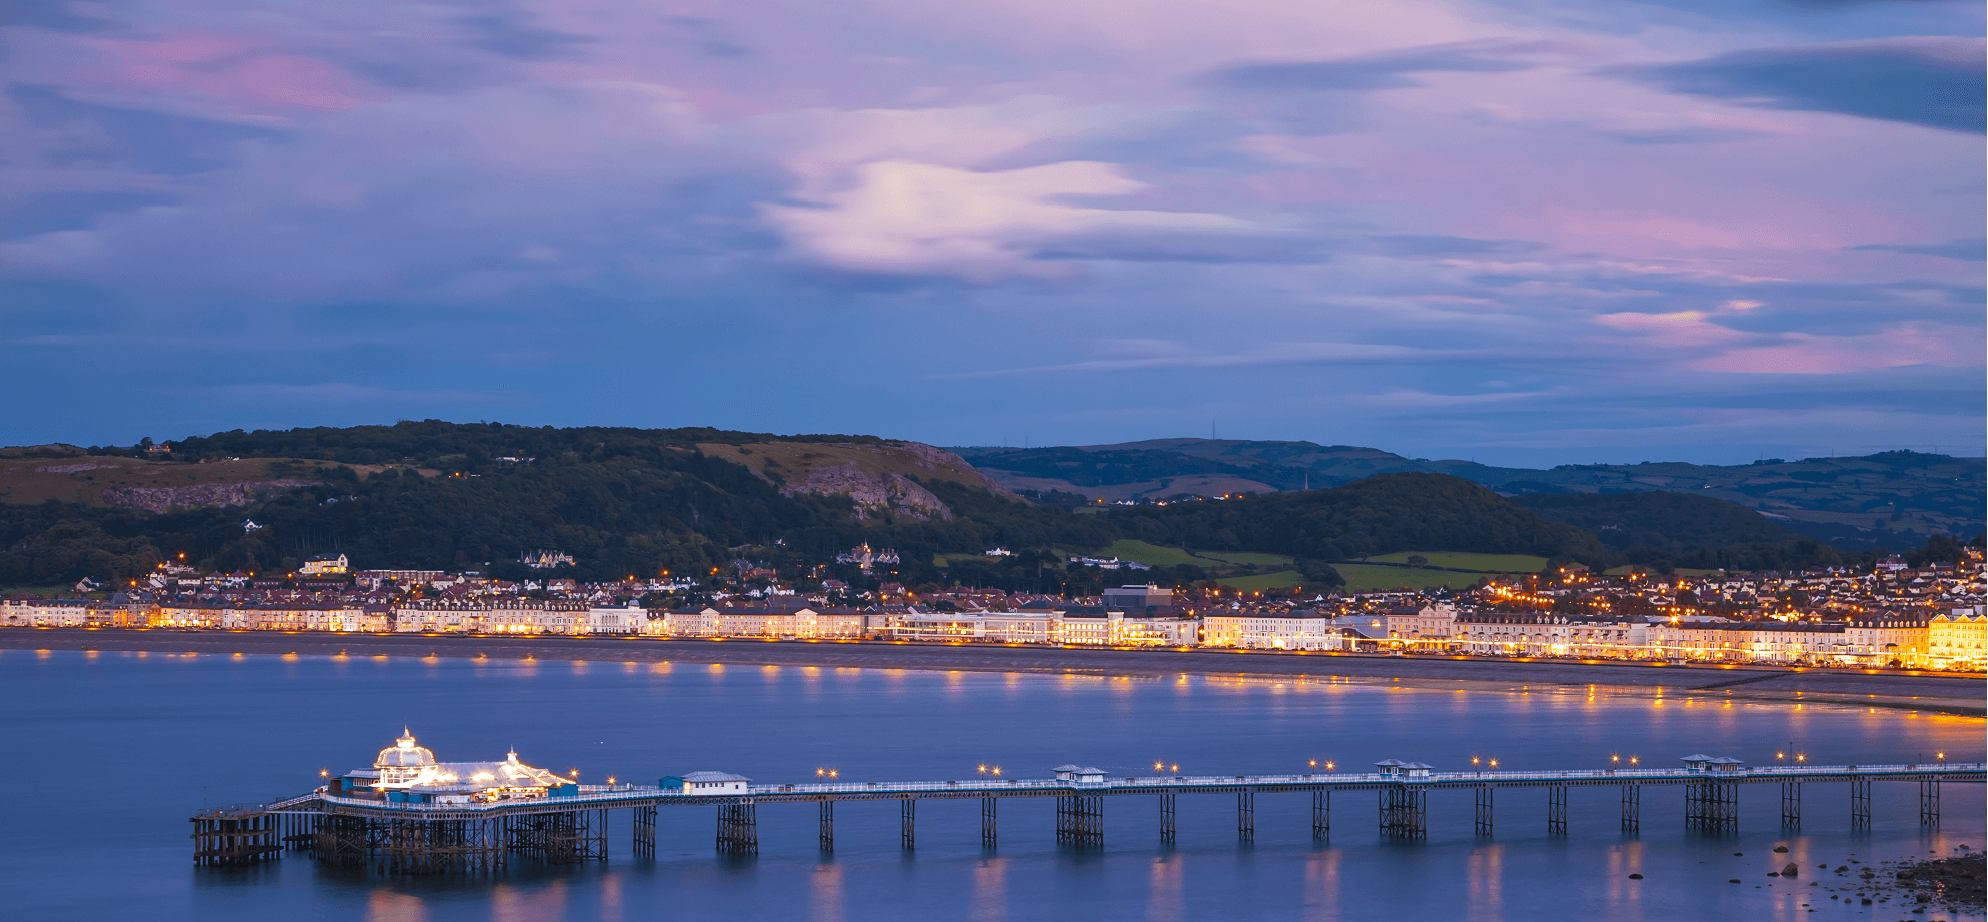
[1466,843,1502,922]
[366,890,427,922]
[1300,847,1340,922]
[810,860,845,922]
[1146,852,1184,922]
[968,856,1006,922]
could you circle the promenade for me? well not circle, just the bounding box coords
[8,628,1982,714]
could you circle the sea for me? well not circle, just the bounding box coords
[0,648,1980,921]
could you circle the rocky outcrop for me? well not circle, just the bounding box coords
[781,461,953,520]
[702,439,1016,521]
[101,480,322,513]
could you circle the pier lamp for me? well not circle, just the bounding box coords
[1472,756,1481,766]
[1776,751,1786,761]
[1629,756,1639,765]
[979,765,989,775]
[1324,761,1334,772]
[991,767,1001,777]
[1308,759,1317,770]
[1489,759,1499,768]
[1155,761,1164,772]
[817,768,826,777]
[1796,753,1805,763]
[1611,754,1620,764]
[1937,752,1946,763]
[829,769,838,779]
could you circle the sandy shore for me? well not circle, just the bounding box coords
[4,629,1982,715]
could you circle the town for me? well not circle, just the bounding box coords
[4,545,1983,671]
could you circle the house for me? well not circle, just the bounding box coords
[677,771,751,794]
[300,553,350,576]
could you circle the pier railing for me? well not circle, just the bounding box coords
[258,761,1985,815]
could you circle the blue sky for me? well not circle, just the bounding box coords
[0,0,1981,465]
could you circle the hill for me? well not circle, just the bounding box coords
[1113,473,1608,563]
[0,422,1879,592]
[1513,490,1844,572]
[957,440,1984,549]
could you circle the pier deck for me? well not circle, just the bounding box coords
[197,760,1985,873]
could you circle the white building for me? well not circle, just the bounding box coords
[1203,609,1343,651]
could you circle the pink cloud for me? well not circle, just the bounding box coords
[79,31,362,112]
[1690,327,1978,374]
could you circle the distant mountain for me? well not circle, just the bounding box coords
[956,440,1984,549]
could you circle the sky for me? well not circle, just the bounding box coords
[0,0,1981,467]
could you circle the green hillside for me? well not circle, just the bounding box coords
[0,422,1894,593]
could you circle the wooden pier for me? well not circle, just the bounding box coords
[195,758,1984,874]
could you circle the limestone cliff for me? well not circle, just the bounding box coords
[698,441,1016,520]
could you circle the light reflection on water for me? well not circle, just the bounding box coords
[0,650,1980,922]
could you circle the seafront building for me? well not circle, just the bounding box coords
[5,559,1983,670]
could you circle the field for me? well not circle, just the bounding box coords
[1191,549,1296,566]
[1603,566,1722,577]
[1094,540,1295,568]
[1331,564,1489,592]
[1095,540,1207,567]
[1208,570,1306,591]
[1360,551,1549,573]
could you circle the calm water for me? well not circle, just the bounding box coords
[0,649,1980,922]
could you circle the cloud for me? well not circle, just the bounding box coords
[1690,326,1977,374]
[1365,235,1546,257]
[1847,238,1986,261]
[454,11,594,60]
[761,159,1270,279]
[5,85,284,174]
[1615,36,1985,133]
[1202,40,1556,92]
[0,0,109,32]
[937,340,1447,377]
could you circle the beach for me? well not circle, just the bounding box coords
[4,628,1980,715]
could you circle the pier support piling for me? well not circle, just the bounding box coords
[1313,790,1330,840]
[1850,780,1871,829]
[1620,784,1639,834]
[191,809,282,867]
[1780,783,1800,830]
[1920,781,1940,828]
[1237,791,1255,842]
[981,797,997,848]
[1160,792,1176,844]
[716,803,758,855]
[1056,795,1104,847]
[820,801,834,852]
[1684,780,1738,834]
[900,799,916,850]
[1547,786,1568,835]
[1380,786,1427,840]
[1474,786,1494,836]
[634,805,656,858]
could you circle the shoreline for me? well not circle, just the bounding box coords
[4,629,1982,716]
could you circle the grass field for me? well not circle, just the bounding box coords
[1361,551,1550,573]
[1209,570,1306,591]
[1332,564,1489,592]
[1191,549,1296,566]
[1097,540,1207,567]
[1604,566,1722,577]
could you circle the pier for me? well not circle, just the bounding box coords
[194,755,1984,873]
